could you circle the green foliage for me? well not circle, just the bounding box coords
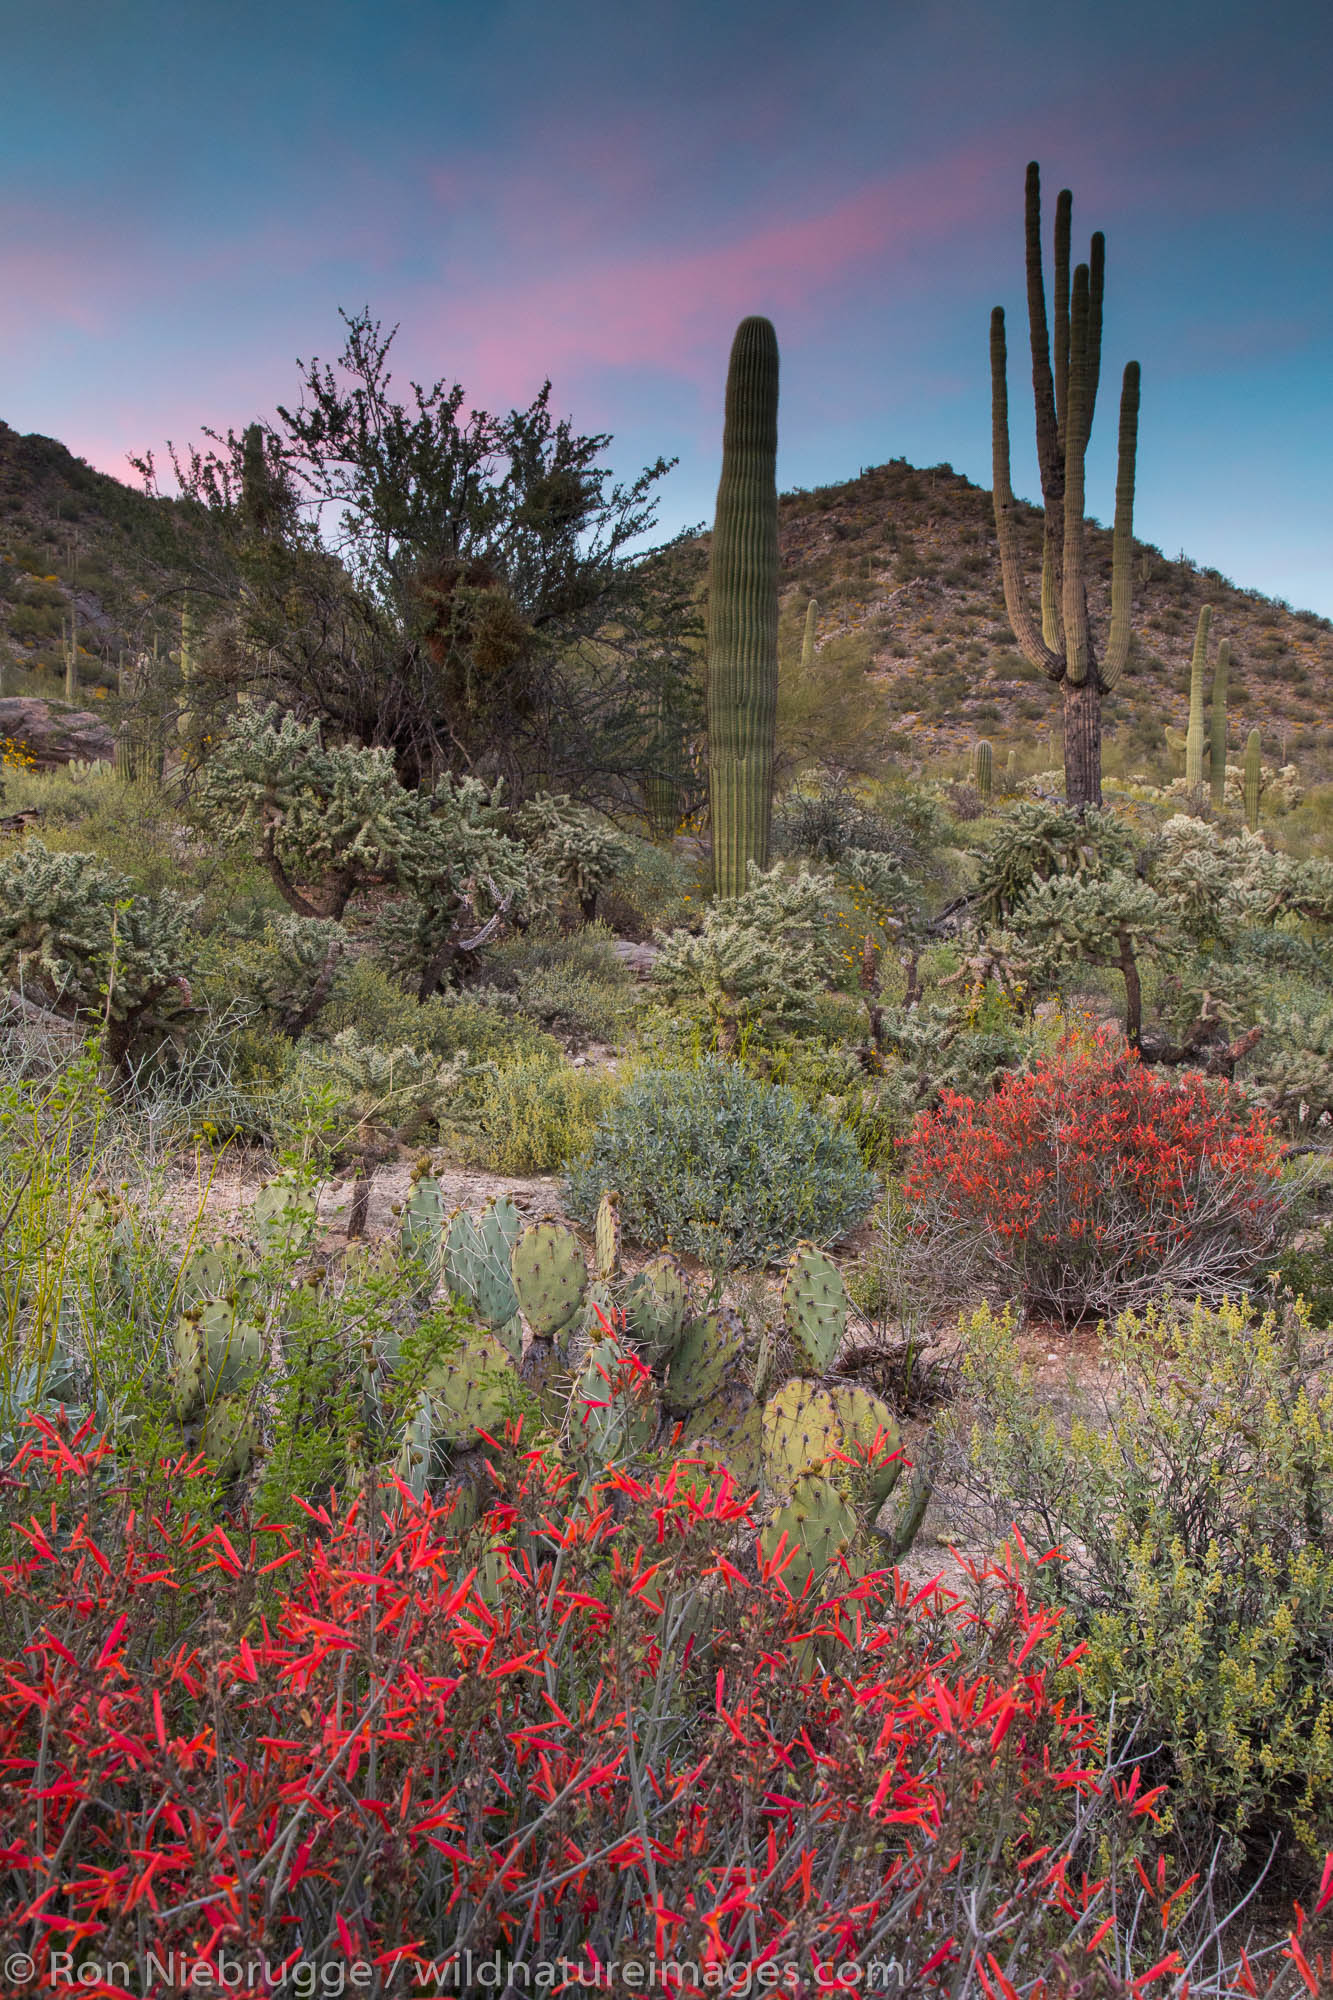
[320,957,558,1068]
[482,923,633,1044]
[566,1058,877,1266]
[651,863,840,1050]
[950,1298,1333,1880]
[0,841,198,1075]
[448,1050,616,1175]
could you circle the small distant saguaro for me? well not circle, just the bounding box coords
[707,316,780,900]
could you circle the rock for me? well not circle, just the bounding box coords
[0,697,114,770]
[611,939,660,979]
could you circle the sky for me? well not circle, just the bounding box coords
[3,0,1331,614]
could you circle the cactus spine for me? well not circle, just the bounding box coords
[1184,606,1212,793]
[707,317,780,899]
[990,163,1141,809]
[1209,639,1230,810]
[972,738,993,803]
[1244,728,1262,831]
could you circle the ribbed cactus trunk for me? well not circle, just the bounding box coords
[177,592,195,743]
[1244,729,1262,831]
[1209,640,1230,810]
[1184,606,1211,792]
[114,655,137,783]
[800,597,818,675]
[973,738,993,803]
[63,612,78,705]
[707,317,779,900]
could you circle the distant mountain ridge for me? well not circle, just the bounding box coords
[3,422,1329,771]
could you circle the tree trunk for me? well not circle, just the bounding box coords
[348,1162,373,1240]
[1061,675,1102,809]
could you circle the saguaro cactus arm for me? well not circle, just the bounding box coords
[990,308,1064,681]
[1184,606,1212,789]
[1100,361,1141,691]
[1209,639,1231,809]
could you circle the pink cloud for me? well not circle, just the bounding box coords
[410,142,1014,402]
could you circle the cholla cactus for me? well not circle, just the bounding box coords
[1004,870,1168,1045]
[195,705,425,918]
[377,773,559,998]
[232,914,349,1036]
[313,1028,469,1237]
[0,842,197,1075]
[975,800,1136,921]
[198,705,553,992]
[651,863,840,1051]
[514,793,633,921]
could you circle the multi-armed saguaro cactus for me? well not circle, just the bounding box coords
[1184,606,1213,795]
[1244,729,1262,832]
[1210,640,1231,811]
[972,738,993,804]
[990,163,1142,809]
[707,317,780,899]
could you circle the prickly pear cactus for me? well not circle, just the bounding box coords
[761,1473,862,1595]
[422,1330,519,1447]
[828,1384,903,1513]
[200,1396,257,1479]
[511,1221,588,1345]
[176,1244,235,1308]
[470,1197,523,1328]
[252,1174,317,1257]
[684,1382,763,1493]
[664,1306,744,1413]
[621,1254,690,1365]
[780,1244,848,1377]
[594,1190,621,1282]
[760,1378,840,1495]
[400,1172,445,1273]
[171,1301,262,1417]
[572,1336,660,1462]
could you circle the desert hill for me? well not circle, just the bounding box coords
[3,421,1329,776]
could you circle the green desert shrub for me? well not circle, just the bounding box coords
[451,1051,616,1175]
[321,959,558,1067]
[482,923,633,1044]
[948,1296,1333,1886]
[566,1057,877,1265]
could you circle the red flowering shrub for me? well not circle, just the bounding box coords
[5,1413,1321,1998]
[901,1033,1287,1322]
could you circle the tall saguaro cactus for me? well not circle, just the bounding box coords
[972,738,993,803]
[1184,606,1212,793]
[1209,640,1231,811]
[707,317,780,899]
[990,163,1141,809]
[1244,729,1262,832]
[800,597,818,676]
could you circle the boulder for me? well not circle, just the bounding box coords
[0,697,114,770]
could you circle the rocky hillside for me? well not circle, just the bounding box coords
[686,458,1333,776]
[0,422,217,701]
[4,421,1330,776]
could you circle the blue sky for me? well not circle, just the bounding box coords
[4,0,1330,612]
